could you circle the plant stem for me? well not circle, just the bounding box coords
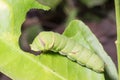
[115,0,120,79]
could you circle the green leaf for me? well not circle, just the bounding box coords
[0,0,50,37]
[37,0,62,8]
[0,1,104,80]
[79,0,107,8]
[63,20,118,80]
[0,0,104,80]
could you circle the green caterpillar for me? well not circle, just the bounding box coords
[30,31,104,72]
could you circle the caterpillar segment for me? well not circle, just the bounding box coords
[31,31,104,72]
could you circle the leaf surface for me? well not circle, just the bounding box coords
[63,20,118,80]
[0,0,105,80]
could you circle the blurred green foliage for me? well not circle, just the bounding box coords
[37,0,62,8]
[79,0,107,8]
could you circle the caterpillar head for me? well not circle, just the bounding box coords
[30,31,54,52]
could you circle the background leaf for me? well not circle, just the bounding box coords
[79,0,107,8]
[37,0,62,8]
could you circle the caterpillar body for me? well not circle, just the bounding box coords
[31,31,104,72]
